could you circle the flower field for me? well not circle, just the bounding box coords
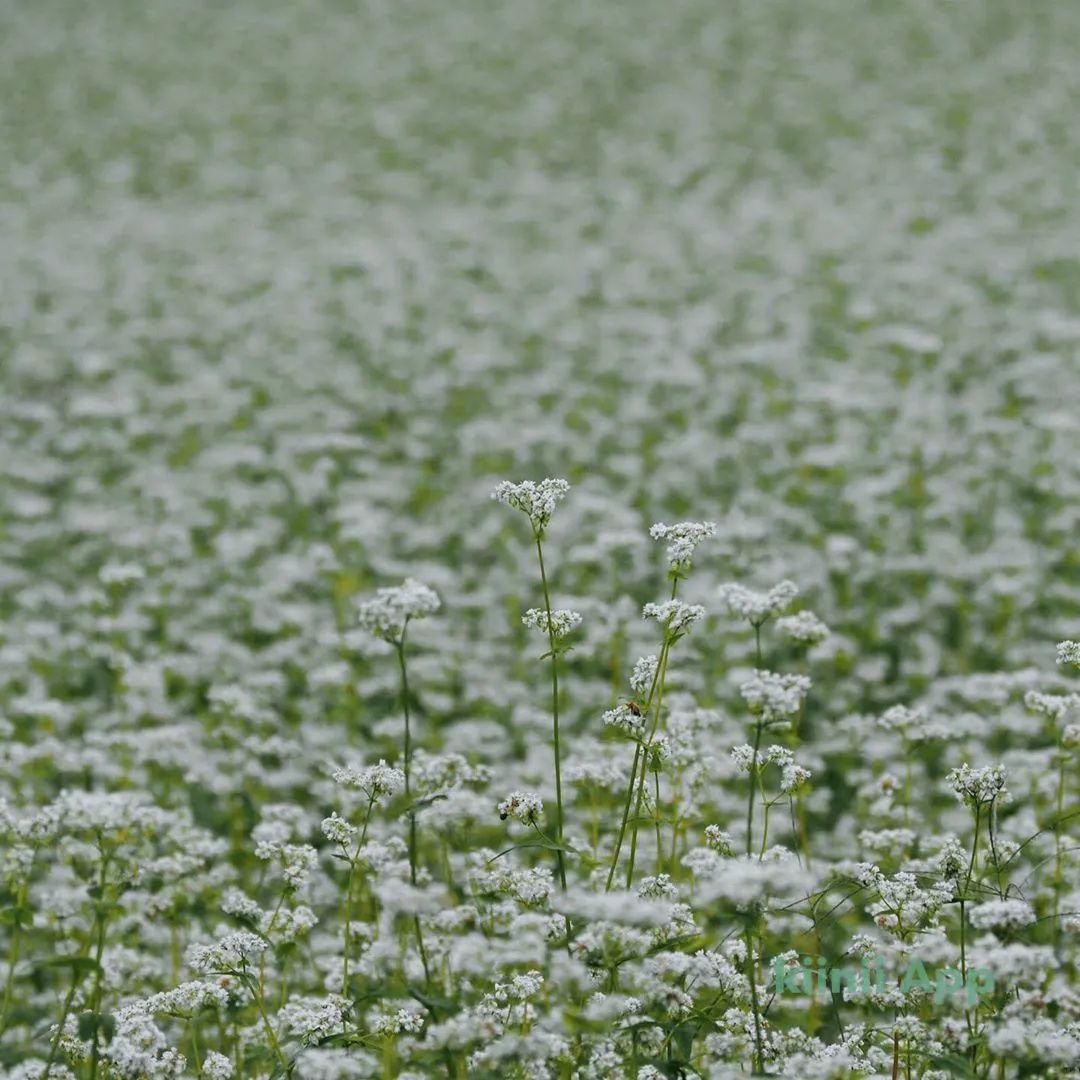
[2,1,1080,1077]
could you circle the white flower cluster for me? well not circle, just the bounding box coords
[356,578,440,642]
[497,791,544,825]
[728,744,811,792]
[332,759,406,802]
[522,608,583,638]
[1024,690,1080,721]
[187,931,268,974]
[969,899,1036,930]
[775,610,830,646]
[649,520,717,570]
[629,655,659,694]
[603,702,645,737]
[739,670,812,724]
[491,478,570,535]
[1057,640,1080,667]
[716,580,798,625]
[370,1008,426,1036]
[642,600,706,634]
[945,763,1010,806]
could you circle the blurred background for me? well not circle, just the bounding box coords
[2,0,1080,719]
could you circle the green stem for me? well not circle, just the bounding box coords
[535,535,567,891]
[607,579,680,888]
[0,881,27,1037]
[746,623,765,857]
[745,923,765,1074]
[396,632,433,979]
[87,850,112,1080]
[627,640,672,888]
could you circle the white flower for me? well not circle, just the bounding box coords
[642,600,706,634]
[649,521,717,570]
[603,703,645,737]
[1024,690,1080,721]
[780,763,812,794]
[877,704,926,733]
[775,610,830,646]
[370,1008,425,1035]
[492,478,570,535]
[332,759,406,802]
[320,812,358,845]
[716,580,798,625]
[522,608,582,638]
[498,791,544,825]
[630,655,659,695]
[100,562,145,587]
[187,931,268,974]
[945,763,1009,806]
[969,899,1036,930]
[740,670,811,724]
[704,826,735,855]
[202,1052,233,1080]
[356,579,440,642]
[1056,641,1080,667]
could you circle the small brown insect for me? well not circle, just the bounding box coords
[625,701,642,717]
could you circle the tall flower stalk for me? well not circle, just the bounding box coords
[493,478,575,890]
[608,522,714,889]
[356,579,440,975]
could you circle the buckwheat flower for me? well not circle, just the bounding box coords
[716,580,798,626]
[603,703,645,737]
[356,578,440,643]
[1064,724,1080,748]
[945,763,1009,806]
[522,608,582,638]
[638,874,678,899]
[630,655,659,695]
[202,1052,233,1080]
[277,996,349,1043]
[877,704,926,733]
[187,931,268,974]
[1024,690,1080,721]
[1056,641,1080,667]
[642,600,706,634]
[780,762,812,794]
[740,670,812,724]
[498,791,544,825]
[370,1008,425,1035]
[969,899,1036,931]
[333,759,406,802]
[262,904,318,942]
[491,478,570,536]
[320,812,358,845]
[220,888,264,923]
[730,744,758,772]
[99,562,145,587]
[649,521,717,571]
[776,610,830,646]
[705,826,735,855]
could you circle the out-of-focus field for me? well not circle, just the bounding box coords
[2,2,1080,1077]
[2,0,1078,692]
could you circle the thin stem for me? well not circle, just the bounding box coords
[87,849,112,1080]
[627,641,672,887]
[0,880,27,1037]
[396,630,433,980]
[607,580,681,887]
[745,923,766,1074]
[746,623,765,857]
[746,720,764,857]
[535,534,567,890]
